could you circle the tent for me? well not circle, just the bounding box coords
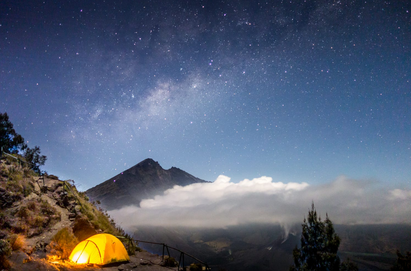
[69,233,130,265]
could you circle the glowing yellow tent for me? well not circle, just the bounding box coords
[69,233,130,265]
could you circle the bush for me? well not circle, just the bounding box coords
[162,256,177,267]
[22,181,34,197]
[49,227,78,260]
[0,239,11,269]
[27,200,38,211]
[190,263,203,271]
[0,212,10,228]
[391,250,411,271]
[9,234,26,251]
[16,206,30,219]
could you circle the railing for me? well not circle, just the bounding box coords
[134,239,211,271]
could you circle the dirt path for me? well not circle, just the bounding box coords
[26,178,72,249]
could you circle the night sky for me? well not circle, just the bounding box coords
[1,0,410,191]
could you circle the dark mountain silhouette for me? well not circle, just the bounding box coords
[86,158,208,210]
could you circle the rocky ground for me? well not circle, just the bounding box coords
[0,159,183,271]
[8,250,179,271]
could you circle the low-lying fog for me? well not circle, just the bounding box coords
[109,175,411,233]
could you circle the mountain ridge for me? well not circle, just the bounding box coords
[86,158,208,210]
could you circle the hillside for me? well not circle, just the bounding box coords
[86,158,208,210]
[0,154,182,271]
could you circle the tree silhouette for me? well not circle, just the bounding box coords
[290,203,357,271]
[1,112,47,173]
[24,146,47,174]
[0,112,26,154]
[391,250,411,271]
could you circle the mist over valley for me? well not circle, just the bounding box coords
[87,159,411,271]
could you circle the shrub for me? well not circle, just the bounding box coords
[16,206,30,219]
[0,239,11,269]
[49,227,78,260]
[122,236,137,256]
[162,256,177,267]
[40,199,59,218]
[33,215,45,227]
[9,234,26,251]
[0,212,8,228]
[391,250,411,271]
[22,181,34,197]
[27,200,38,211]
[190,263,203,271]
[6,180,22,194]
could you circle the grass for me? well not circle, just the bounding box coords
[1,156,140,258]
[65,181,124,236]
[49,227,78,260]
[12,199,61,233]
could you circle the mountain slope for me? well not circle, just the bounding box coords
[86,158,208,210]
[0,154,184,271]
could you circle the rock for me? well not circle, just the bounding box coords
[53,186,64,195]
[74,205,82,213]
[35,241,47,252]
[27,228,44,238]
[9,251,31,264]
[140,259,151,265]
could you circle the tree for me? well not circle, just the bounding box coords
[1,112,47,173]
[340,258,358,271]
[24,146,47,174]
[0,112,26,154]
[391,250,411,271]
[290,203,357,271]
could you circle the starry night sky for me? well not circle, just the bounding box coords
[1,0,410,191]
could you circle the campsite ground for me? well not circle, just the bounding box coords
[8,250,180,271]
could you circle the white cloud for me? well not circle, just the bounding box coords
[109,175,411,231]
[389,189,411,201]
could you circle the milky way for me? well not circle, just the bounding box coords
[1,1,410,192]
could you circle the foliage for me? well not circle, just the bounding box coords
[49,227,78,260]
[121,235,139,256]
[0,112,26,154]
[0,239,11,256]
[0,112,47,173]
[9,234,26,251]
[162,256,177,267]
[0,239,12,269]
[189,263,203,271]
[64,180,125,237]
[340,258,358,271]
[24,146,47,174]
[0,211,10,228]
[290,203,358,271]
[391,250,411,271]
[13,199,60,233]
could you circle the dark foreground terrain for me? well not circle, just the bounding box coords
[132,224,411,271]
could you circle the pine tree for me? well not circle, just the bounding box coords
[290,203,341,271]
[391,250,411,271]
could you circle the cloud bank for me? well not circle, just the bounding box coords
[109,175,411,230]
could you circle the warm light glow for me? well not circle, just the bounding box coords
[71,251,89,264]
[47,255,61,264]
[69,234,129,265]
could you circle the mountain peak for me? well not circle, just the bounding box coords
[136,158,161,168]
[86,158,208,210]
